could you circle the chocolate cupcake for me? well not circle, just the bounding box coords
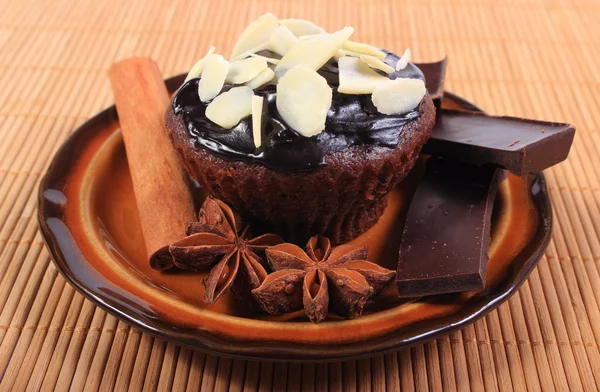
[166,14,435,244]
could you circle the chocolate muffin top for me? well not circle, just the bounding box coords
[170,15,430,172]
[173,51,426,171]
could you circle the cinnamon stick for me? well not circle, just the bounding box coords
[108,57,196,269]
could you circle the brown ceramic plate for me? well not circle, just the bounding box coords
[38,75,551,361]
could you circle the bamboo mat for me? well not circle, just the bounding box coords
[0,0,599,390]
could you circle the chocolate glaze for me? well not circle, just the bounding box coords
[172,50,425,171]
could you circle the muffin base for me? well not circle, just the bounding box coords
[166,93,436,244]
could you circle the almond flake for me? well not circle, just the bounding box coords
[205,86,254,129]
[335,49,363,58]
[360,54,395,74]
[395,48,411,71]
[343,41,386,59]
[275,26,354,78]
[198,54,229,102]
[245,67,275,89]
[249,53,280,64]
[232,42,269,61]
[334,49,346,58]
[251,96,264,148]
[230,13,279,60]
[280,19,327,37]
[371,78,426,115]
[225,57,268,84]
[338,56,389,94]
[185,46,216,82]
[276,65,332,137]
[298,34,326,41]
[268,26,298,56]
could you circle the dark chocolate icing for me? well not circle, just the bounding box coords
[171,50,425,171]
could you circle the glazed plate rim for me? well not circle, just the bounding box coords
[37,75,552,361]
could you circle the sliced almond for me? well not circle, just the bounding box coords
[279,19,327,37]
[337,48,382,59]
[232,42,269,61]
[360,54,395,74]
[395,48,411,71]
[371,78,426,115]
[249,53,280,64]
[334,49,346,58]
[184,46,216,82]
[225,57,268,84]
[205,86,254,129]
[343,41,386,59]
[275,26,354,78]
[268,26,298,56]
[245,67,275,89]
[230,13,279,60]
[198,54,229,102]
[251,96,264,148]
[276,65,332,137]
[338,56,389,94]
[298,34,326,41]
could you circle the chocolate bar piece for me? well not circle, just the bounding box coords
[424,110,576,176]
[396,158,502,297]
[415,57,447,108]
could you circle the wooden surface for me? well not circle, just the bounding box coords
[1,0,600,390]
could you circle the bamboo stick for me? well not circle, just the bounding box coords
[40,299,96,391]
[272,362,288,391]
[287,362,302,392]
[112,328,142,391]
[424,341,442,391]
[67,308,108,391]
[506,294,545,391]
[126,333,154,391]
[171,347,192,392]
[328,362,344,392]
[156,342,179,391]
[97,321,132,391]
[185,350,206,392]
[243,360,260,392]
[0,263,58,377]
[383,352,400,392]
[8,283,75,391]
[411,345,429,391]
[449,331,470,392]
[436,337,457,392]
[199,355,219,391]
[227,359,246,392]
[81,314,120,391]
[214,357,234,392]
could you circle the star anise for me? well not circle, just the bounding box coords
[252,236,395,323]
[164,197,282,304]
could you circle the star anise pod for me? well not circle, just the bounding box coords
[164,197,282,304]
[252,236,395,323]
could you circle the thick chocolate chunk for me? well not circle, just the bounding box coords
[396,158,503,297]
[424,109,575,176]
[415,57,447,108]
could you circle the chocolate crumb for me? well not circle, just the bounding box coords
[508,139,520,147]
